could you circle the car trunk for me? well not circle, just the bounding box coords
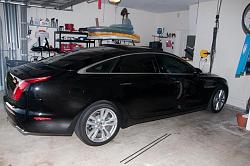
[5,62,65,105]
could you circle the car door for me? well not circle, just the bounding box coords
[74,58,119,110]
[109,53,179,119]
[155,53,206,111]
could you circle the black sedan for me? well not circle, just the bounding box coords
[3,45,228,146]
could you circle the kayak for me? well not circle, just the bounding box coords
[87,26,134,35]
[88,32,140,43]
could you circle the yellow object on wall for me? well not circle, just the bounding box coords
[200,49,209,58]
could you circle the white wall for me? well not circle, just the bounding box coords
[188,4,198,35]
[194,0,250,109]
[27,2,190,59]
[155,10,189,32]
[155,10,189,56]
[193,1,217,71]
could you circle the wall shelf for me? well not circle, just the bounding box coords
[54,31,95,52]
[54,31,88,35]
[56,39,95,43]
[28,24,58,29]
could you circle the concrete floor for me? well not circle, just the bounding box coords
[0,94,250,166]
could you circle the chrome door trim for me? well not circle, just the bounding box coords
[174,81,183,100]
[77,52,196,75]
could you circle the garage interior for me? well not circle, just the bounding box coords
[0,0,250,166]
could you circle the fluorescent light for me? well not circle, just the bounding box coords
[108,0,121,4]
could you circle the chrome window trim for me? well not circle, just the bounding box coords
[77,52,196,75]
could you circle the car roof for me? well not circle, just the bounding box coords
[62,44,161,62]
[42,45,164,70]
[76,44,159,58]
[102,44,157,52]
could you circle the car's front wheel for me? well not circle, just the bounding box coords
[75,102,120,146]
[208,86,228,113]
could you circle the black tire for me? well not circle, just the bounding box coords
[242,3,250,35]
[75,101,120,146]
[207,86,228,113]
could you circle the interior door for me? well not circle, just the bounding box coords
[109,53,179,119]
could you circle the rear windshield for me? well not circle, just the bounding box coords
[26,47,127,70]
[38,47,116,70]
[41,51,94,70]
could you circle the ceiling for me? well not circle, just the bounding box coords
[1,0,215,12]
[118,0,215,13]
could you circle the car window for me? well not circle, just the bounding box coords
[156,54,195,74]
[39,47,122,70]
[40,51,96,70]
[113,54,157,73]
[86,58,117,73]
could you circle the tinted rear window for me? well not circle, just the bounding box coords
[86,58,118,73]
[40,51,93,70]
[113,54,157,73]
[39,47,122,70]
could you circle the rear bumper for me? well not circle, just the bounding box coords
[6,116,30,135]
[4,96,28,134]
[3,95,76,136]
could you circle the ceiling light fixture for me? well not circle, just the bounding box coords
[108,0,121,5]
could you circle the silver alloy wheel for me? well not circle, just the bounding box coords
[213,89,226,111]
[85,108,118,143]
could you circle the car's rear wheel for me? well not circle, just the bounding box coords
[208,86,228,113]
[75,102,120,146]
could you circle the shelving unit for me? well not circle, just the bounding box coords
[54,31,96,52]
[28,24,58,29]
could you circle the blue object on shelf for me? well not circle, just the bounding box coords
[157,28,164,36]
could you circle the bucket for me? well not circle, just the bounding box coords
[65,24,74,31]
[236,113,248,128]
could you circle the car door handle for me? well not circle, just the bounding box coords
[120,82,133,86]
[174,81,183,100]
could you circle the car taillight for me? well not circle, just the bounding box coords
[12,76,51,101]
